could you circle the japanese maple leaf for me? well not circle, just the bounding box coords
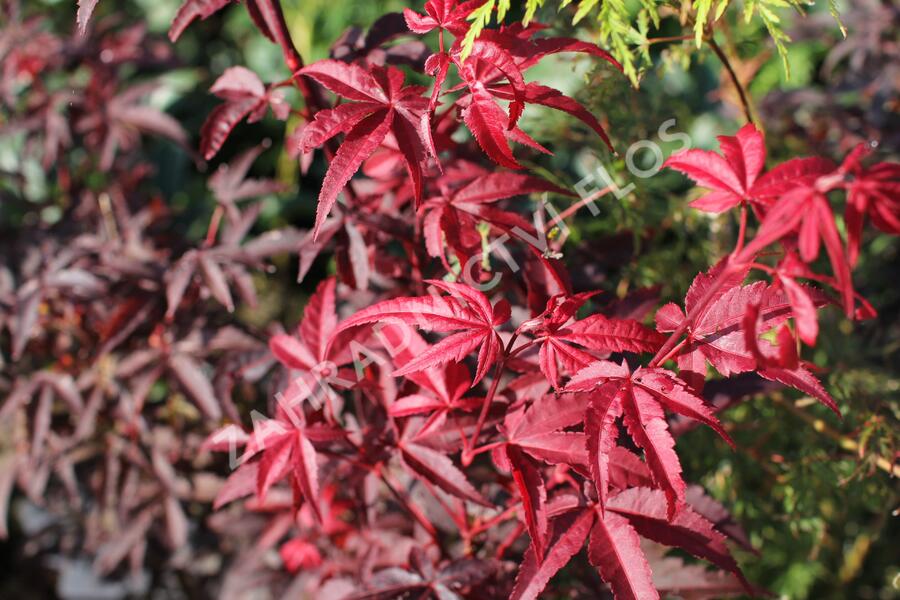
[297,60,437,235]
[501,393,591,467]
[448,28,620,167]
[237,482,352,543]
[1,373,84,463]
[165,202,298,318]
[76,81,189,170]
[200,66,290,160]
[404,0,485,110]
[204,417,327,523]
[31,96,72,169]
[771,250,824,346]
[111,337,226,420]
[168,0,234,41]
[481,29,619,147]
[510,487,749,600]
[169,0,290,47]
[654,275,775,389]
[520,292,665,387]
[279,537,322,573]
[488,81,614,151]
[665,123,766,213]
[455,78,538,170]
[749,155,836,206]
[330,13,430,70]
[743,299,799,370]
[377,323,479,438]
[354,130,437,208]
[642,541,748,599]
[655,273,839,415]
[612,450,748,553]
[292,202,389,290]
[347,548,495,599]
[421,170,569,272]
[456,36,528,133]
[269,277,360,410]
[840,145,900,266]
[5,247,106,360]
[207,144,286,209]
[332,280,510,385]
[398,434,491,506]
[742,164,856,314]
[494,393,590,560]
[403,0,481,37]
[566,361,732,515]
[252,426,322,520]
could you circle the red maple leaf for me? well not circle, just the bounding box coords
[655,269,839,415]
[333,279,510,385]
[495,392,590,560]
[421,169,570,272]
[398,432,491,506]
[348,548,494,599]
[521,292,665,387]
[743,298,800,370]
[770,250,824,346]
[269,277,361,412]
[841,145,900,265]
[297,60,437,235]
[403,0,483,112]
[279,537,322,573]
[377,323,480,438]
[510,487,748,600]
[665,123,766,213]
[76,81,189,170]
[432,25,620,167]
[205,416,338,524]
[168,0,234,42]
[750,155,835,206]
[207,144,287,208]
[476,28,619,148]
[200,66,290,160]
[566,360,732,515]
[741,158,857,313]
[403,0,481,36]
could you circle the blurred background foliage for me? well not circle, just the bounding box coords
[2,0,898,598]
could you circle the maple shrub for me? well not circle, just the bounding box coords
[2,0,899,598]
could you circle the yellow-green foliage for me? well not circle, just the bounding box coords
[462,0,845,85]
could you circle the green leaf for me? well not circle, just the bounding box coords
[461,0,496,61]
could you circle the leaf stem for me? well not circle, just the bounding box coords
[467,503,518,539]
[735,202,748,254]
[203,206,224,248]
[464,332,519,464]
[467,439,507,458]
[653,337,688,368]
[381,471,440,540]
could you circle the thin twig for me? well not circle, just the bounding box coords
[545,185,614,233]
[707,36,756,126]
[645,35,693,46]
